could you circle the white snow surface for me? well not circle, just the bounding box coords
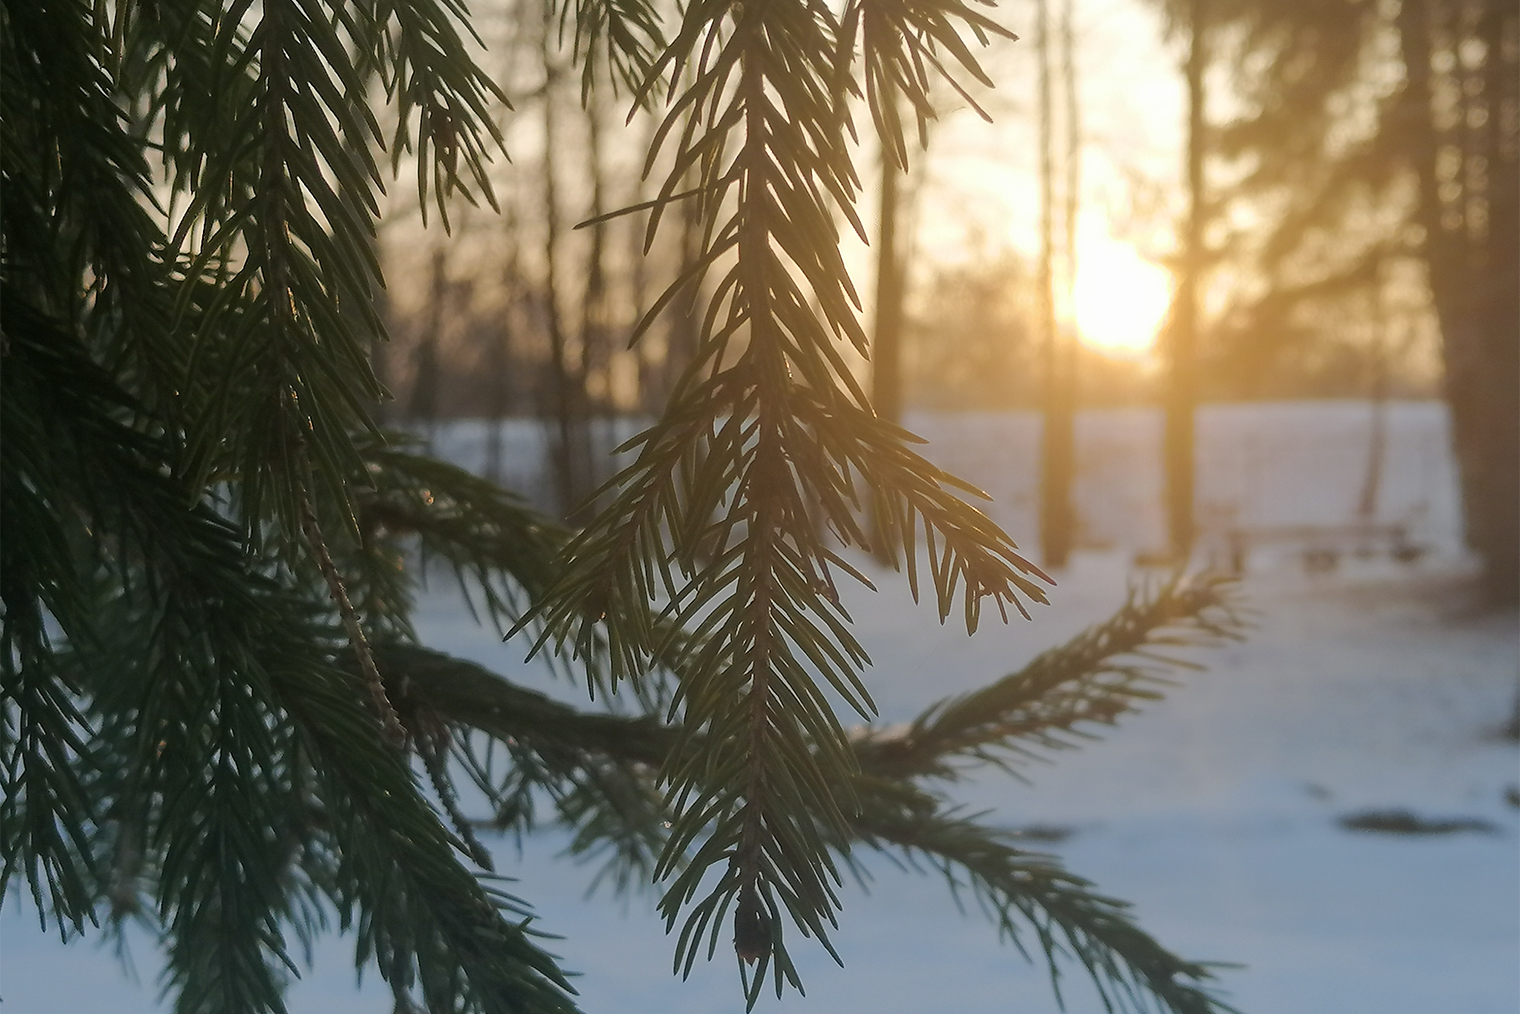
[4,403,1516,1014]
[416,400,1466,558]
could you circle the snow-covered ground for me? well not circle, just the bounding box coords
[415,400,1466,559]
[4,403,1516,1013]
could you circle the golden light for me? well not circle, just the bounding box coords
[1070,227,1173,359]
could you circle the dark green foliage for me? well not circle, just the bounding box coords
[3,0,1243,1011]
[389,577,1246,1012]
[521,2,1049,991]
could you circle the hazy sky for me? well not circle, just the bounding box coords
[377,0,1192,361]
[908,0,1185,265]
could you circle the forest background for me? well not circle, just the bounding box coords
[375,0,1517,599]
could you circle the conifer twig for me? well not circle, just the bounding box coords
[851,803,1238,1014]
[299,492,407,748]
[417,724,496,870]
[852,573,1244,780]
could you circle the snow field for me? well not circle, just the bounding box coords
[3,402,1514,1013]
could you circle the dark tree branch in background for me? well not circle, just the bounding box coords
[1059,0,1081,448]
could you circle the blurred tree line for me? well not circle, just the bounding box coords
[374,0,707,513]
[386,0,1459,413]
[379,0,1514,591]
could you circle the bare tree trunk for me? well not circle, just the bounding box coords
[1357,266,1388,521]
[539,13,590,517]
[408,247,446,450]
[1478,1,1519,601]
[668,160,705,405]
[1059,0,1082,546]
[1165,0,1206,562]
[1037,0,1074,568]
[872,137,904,426]
[1062,0,1082,333]
[630,114,658,415]
[1397,0,1519,602]
[486,205,521,484]
[575,91,613,518]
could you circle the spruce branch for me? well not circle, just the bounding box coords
[854,573,1245,781]
[2,2,1258,1011]
[348,441,692,704]
[840,0,1018,168]
[850,801,1238,1014]
[363,0,513,225]
[358,578,1243,1014]
[417,722,498,871]
[369,643,677,902]
[299,492,408,749]
[0,300,578,1012]
[273,646,580,1014]
[561,0,668,101]
[370,644,673,769]
[517,0,1046,990]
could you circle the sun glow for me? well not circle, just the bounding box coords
[1070,226,1173,360]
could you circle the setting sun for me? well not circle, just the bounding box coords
[1070,227,1173,359]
